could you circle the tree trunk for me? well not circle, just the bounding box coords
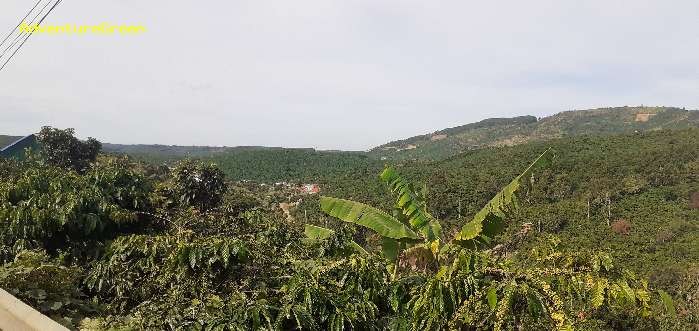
[606,193,611,226]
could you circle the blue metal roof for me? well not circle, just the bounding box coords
[0,134,39,159]
[1,135,35,152]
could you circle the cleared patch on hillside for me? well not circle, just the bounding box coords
[691,192,699,210]
[635,113,656,122]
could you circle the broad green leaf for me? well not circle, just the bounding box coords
[380,167,439,241]
[304,224,334,240]
[591,279,607,308]
[348,241,368,255]
[658,290,676,317]
[304,224,367,255]
[487,286,498,310]
[619,280,636,304]
[381,237,401,261]
[527,290,545,316]
[455,148,554,246]
[320,196,419,240]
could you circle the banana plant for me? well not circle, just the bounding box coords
[454,147,554,248]
[316,166,442,265]
[308,148,554,268]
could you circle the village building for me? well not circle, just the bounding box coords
[299,184,320,194]
[0,135,40,160]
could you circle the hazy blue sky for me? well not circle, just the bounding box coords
[1,0,698,150]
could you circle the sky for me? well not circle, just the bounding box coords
[1,0,698,150]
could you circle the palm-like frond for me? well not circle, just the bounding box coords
[455,148,554,247]
[303,224,368,255]
[381,167,441,241]
[304,224,335,240]
[319,197,420,240]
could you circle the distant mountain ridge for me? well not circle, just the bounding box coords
[101,143,316,163]
[4,106,697,164]
[370,106,699,160]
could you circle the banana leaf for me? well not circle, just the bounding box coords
[380,167,441,241]
[320,196,420,240]
[455,148,554,247]
[303,224,368,255]
[304,224,335,240]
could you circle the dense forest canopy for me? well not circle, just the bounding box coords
[0,125,696,330]
[77,106,699,184]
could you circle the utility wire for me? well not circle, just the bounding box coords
[0,0,62,73]
[0,0,43,50]
[0,0,53,59]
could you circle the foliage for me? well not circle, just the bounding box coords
[304,224,368,256]
[455,148,554,248]
[167,159,228,211]
[404,236,684,330]
[318,149,554,271]
[107,144,383,183]
[1,126,697,330]
[0,250,98,329]
[320,197,420,241]
[85,234,248,312]
[380,167,442,242]
[37,126,102,173]
[0,160,146,262]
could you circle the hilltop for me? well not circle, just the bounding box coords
[370,106,699,160]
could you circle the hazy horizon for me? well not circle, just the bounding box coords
[2,105,695,151]
[2,1,698,150]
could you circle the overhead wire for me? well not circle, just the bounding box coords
[0,0,43,50]
[0,0,54,59]
[0,0,63,72]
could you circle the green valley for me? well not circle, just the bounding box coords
[0,113,697,330]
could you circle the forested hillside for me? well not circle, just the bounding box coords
[425,129,698,287]
[205,148,381,182]
[282,129,698,326]
[93,107,699,183]
[371,106,699,160]
[102,144,382,182]
[297,129,699,322]
[306,130,699,287]
[0,127,695,329]
[102,143,232,162]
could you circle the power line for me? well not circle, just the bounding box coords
[0,0,43,50]
[0,0,53,59]
[0,0,62,73]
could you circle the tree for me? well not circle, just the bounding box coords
[170,159,227,211]
[36,126,101,173]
